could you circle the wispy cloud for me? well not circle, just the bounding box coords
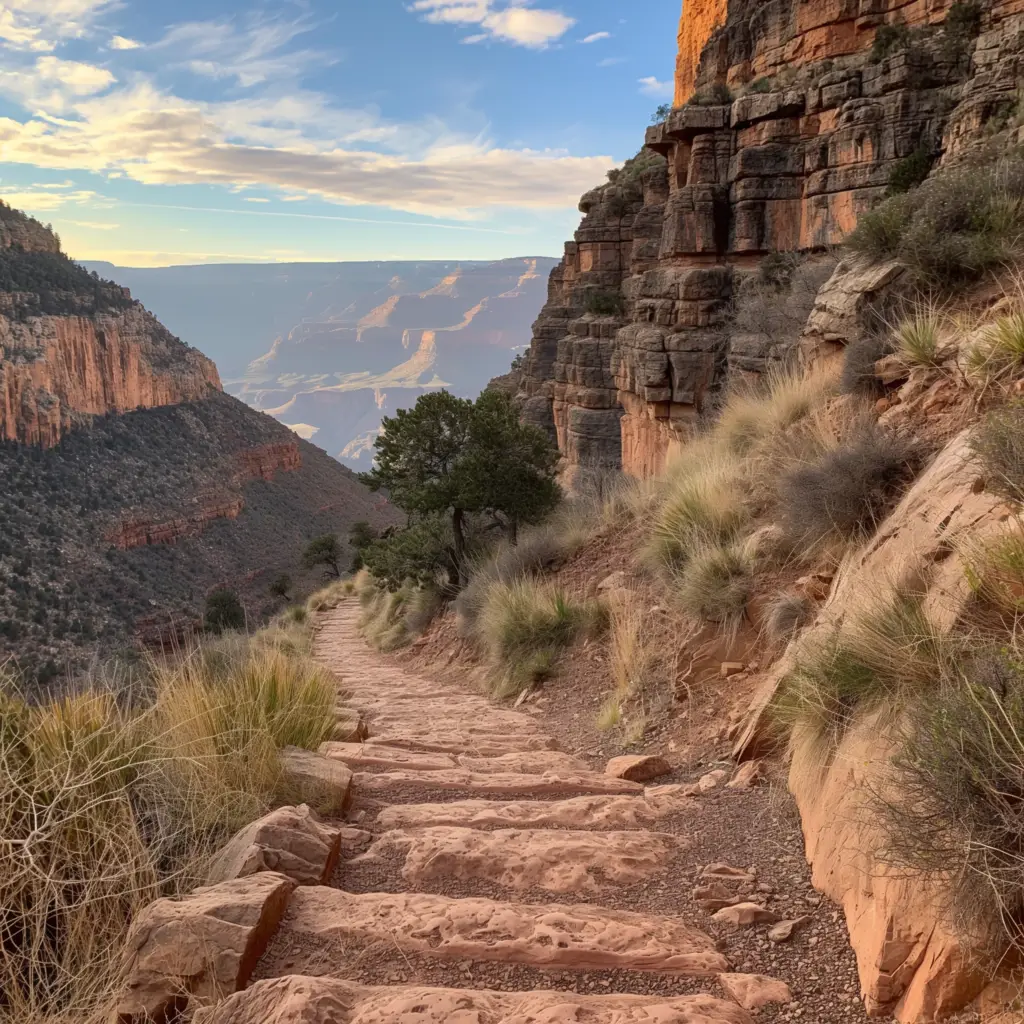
[580,31,610,44]
[0,185,105,211]
[638,76,673,99]
[409,1,574,48]
[109,34,140,50]
[598,56,625,67]
[0,0,118,52]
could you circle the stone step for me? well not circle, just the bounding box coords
[197,976,754,1024]
[321,743,588,776]
[363,731,559,756]
[374,785,697,831]
[352,768,643,800]
[350,825,683,894]
[278,888,729,975]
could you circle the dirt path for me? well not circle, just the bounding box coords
[253,601,874,1023]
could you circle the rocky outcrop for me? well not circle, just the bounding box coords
[0,305,220,447]
[0,202,59,253]
[105,442,302,550]
[520,0,1024,481]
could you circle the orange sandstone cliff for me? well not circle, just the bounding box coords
[520,0,1024,481]
[0,205,221,446]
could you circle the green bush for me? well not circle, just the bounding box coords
[779,425,922,549]
[887,146,934,194]
[847,151,1024,290]
[584,289,625,316]
[746,77,774,94]
[883,650,1024,957]
[969,401,1024,504]
[688,82,733,106]
[204,588,245,635]
[870,23,914,61]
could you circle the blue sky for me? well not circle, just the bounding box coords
[0,0,681,266]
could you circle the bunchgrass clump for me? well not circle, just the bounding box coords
[963,527,1024,617]
[894,309,948,366]
[675,541,756,632]
[969,401,1024,503]
[771,592,949,745]
[764,592,815,646]
[0,633,335,1023]
[475,579,607,695]
[778,424,923,551]
[883,646,1024,958]
[966,312,1024,382]
[847,151,1024,290]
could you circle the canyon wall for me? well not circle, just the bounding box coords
[0,205,220,447]
[520,0,1024,481]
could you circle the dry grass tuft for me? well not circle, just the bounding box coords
[0,634,335,1024]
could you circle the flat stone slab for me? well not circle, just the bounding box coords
[281,888,728,974]
[353,768,643,800]
[374,786,697,831]
[195,976,754,1024]
[355,826,683,893]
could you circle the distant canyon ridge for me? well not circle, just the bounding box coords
[87,258,559,469]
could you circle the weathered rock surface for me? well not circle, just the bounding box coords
[194,976,755,1024]
[718,974,793,1012]
[519,0,1024,482]
[281,887,729,974]
[605,753,673,782]
[353,767,644,799]
[117,872,294,1023]
[355,826,683,893]
[374,786,697,831]
[206,805,341,887]
[280,747,353,817]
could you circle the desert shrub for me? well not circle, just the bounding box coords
[883,650,1024,957]
[840,332,894,395]
[268,574,291,600]
[764,592,815,645]
[358,578,441,651]
[302,534,343,579]
[746,76,774,94]
[847,152,1024,290]
[893,308,948,366]
[285,604,308,625]
[305,580,349,614]
[870,22,914,61]
[688,82,733,105]
[361,516,458,592]
[717,366,835,456]
[887,146,934,194]
[676,540,756,631]
[0,633,333,1022]
[650,102,673,124]
[963,528,1024,617]
[644,450,749,572]
[941,0,983,61]
[772,592,949,744]
[778,424,923,549]
[204,588,245,635]
[475,579,607,695]
[616,148,668,185]
[969,401,1024,503]
[584,289,625,316]
[966,312,1024,382]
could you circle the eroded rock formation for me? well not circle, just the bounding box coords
[519,0,1024,481]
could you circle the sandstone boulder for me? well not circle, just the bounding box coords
[727,761,762,791]
[331,707,366,742]
[605,753,672,782]
[206,805,341,886]
[767,916,812,944]
[117,872,294,1023]
[280,746,353,817]
[718,973,793,1011]
[711,903,779,930]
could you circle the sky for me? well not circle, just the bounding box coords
[0,0,682,266]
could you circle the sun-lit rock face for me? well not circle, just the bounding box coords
[520,0,1024,483]
[0,207,221,447]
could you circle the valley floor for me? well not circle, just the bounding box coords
[246,600,903,1024]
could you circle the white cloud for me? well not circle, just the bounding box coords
[65,218,119,229]
[244,197,270,203]
[638,76,673,99]
[0,83,614,218]
[109,34,140,50]
[410,0,574,48]
[0,0,117,52]
[0,186,103,211]
[598,56,625,67]
[0,55,115,111]
[580,31,610,43]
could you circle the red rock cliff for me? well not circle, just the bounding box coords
[521,0,1024,482]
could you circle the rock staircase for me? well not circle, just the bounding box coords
[144,602,835,1024]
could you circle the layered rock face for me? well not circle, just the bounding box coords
[519,0,1024,480]
[0,206,220,446]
